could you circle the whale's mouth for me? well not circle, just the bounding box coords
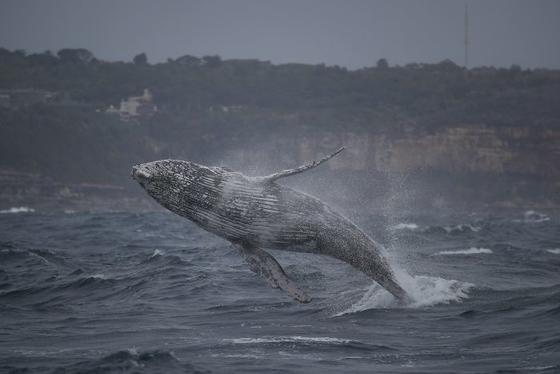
[131,165,152,182]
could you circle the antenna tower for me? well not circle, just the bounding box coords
[464,4,469,68]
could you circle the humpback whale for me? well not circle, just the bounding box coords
[132,148,408,303]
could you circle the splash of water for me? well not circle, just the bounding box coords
[335,269,474,316]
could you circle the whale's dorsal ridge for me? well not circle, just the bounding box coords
[257,147,345,184]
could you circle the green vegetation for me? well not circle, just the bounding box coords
[2,47,559,122]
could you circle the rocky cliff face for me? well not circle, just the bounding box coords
[220,124,559,209]
[289,126,559,178]
[224,124,559,177]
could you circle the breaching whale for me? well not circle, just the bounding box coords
[132,148,408,303]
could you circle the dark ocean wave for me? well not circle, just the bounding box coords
[0,349,209,374]
[1,210,559,373]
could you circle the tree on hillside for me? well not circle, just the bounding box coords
[376,58,389,69]
[57,48,95,64]
[174,54,202,67]
[133,53,148,65]
[27,50,58,66]
[202,55,222,68]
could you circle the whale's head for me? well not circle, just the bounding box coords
[131,159,222,215]
[132,159,190,196]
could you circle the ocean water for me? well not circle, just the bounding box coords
[0,207,559,373]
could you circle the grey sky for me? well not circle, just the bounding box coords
[0,0,559,69]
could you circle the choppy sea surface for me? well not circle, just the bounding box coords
[0,207,559,373]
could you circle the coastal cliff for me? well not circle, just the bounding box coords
[223,124,559,177]
[0,48,559,209]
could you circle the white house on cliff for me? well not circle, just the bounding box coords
[106,89,157,121]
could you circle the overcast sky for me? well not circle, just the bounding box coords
[0,0,559,69]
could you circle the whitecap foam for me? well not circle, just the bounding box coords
[442,224,481,233]
[150,249,164,258]
[335,270,474,316]
[28,252,50,265]
[0,206,35,214]
[547,249,560,255]
[434,247,493,256]
[391,223,420,231]
[126,347,139,355]
[224,336,351,344]
[514,210,550,223]
[90,273,107,279]
[211,353,262,359]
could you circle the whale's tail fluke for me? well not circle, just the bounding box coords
[364,260,412,303]
[318,226,411,303]
[379,275,412,303]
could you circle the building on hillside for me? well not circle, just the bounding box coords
[106,89,157,121]
[0,89,56,108]
[208,105,247,113]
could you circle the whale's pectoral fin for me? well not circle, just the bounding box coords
[234,243,311,303]
[257,147,344,183]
